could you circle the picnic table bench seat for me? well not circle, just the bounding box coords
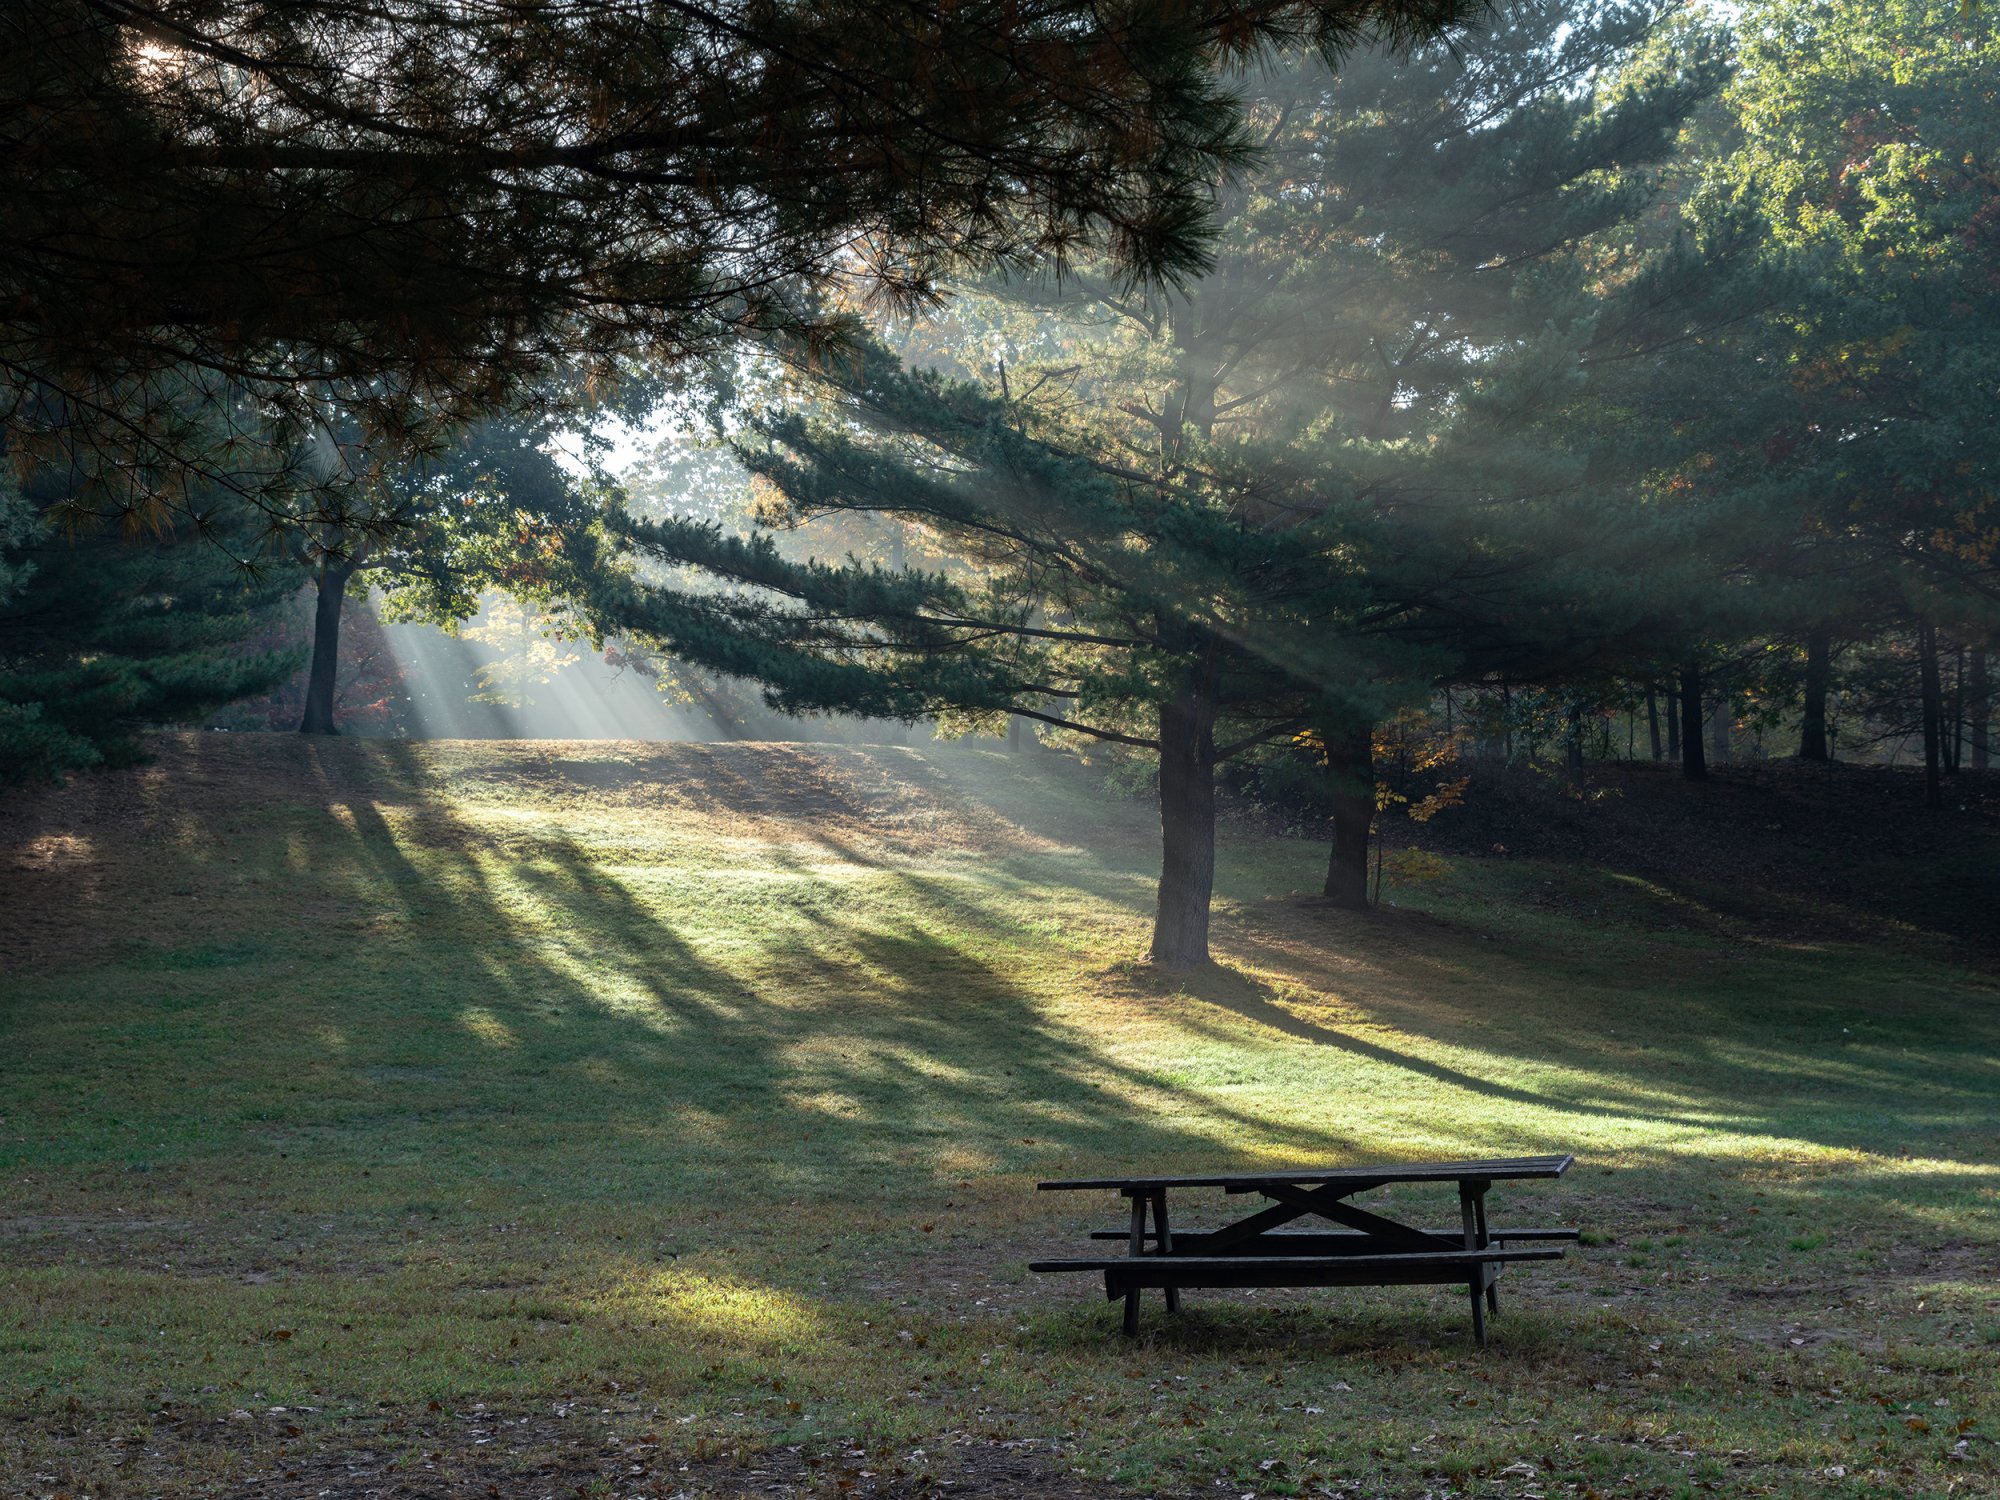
[1033,1154,1575,1344]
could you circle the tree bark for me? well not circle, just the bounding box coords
[1149,667,1218,969]
[1798,626,1831,761]
[1679,661,1707,781]
[1946,645,1963,775]
[1564,699,1586,778]
[1321,722,1373,910]
[1918,618,1943,810]
[1709,695,1731,765]
[1646,685,1663,761]
[1971,647,1991,772]
[299,561,355,735]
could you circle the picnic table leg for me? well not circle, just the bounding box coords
[1122,1193,1147,1336]
[1475,1188,1499,1316]
[1154,1190,1181,1314]
[1460,1186,1487,1346]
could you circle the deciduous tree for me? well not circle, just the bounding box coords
[1727,0,2000,803]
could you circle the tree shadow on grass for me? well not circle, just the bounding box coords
[8,732,2000,1460]
[1145,962,1734,1132]
[1126,895,2000,1175]
[7,734,1993,1261]
[262,739,1366,1217]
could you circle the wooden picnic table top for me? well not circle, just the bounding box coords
[1037,1154,1573,1193]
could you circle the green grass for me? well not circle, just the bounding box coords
[2,734,1996,1498]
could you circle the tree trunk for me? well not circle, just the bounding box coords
[1564,699,1586,778]
[1799,627,1831,761]
[1709,696,1731,765]
[1321,723,1373,910]
[1972,647,1991,772]
[1679,662,1706,781]
[299,562,354,735]
[1946,645,1963,775]
[1149,670,1218,968]
[1666,682,1681,761]
[1646,685,1663,761]
[1918,617,1943,810]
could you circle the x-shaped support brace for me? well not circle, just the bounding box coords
[1203,1180,1466,1255]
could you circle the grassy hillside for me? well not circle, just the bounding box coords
[1,735,1995,1499]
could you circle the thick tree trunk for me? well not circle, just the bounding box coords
[1709,696,1731,765]
[1321,723,1373,910]
[1918,618,1943,810]
[1972,647,1991,772]
[1799,627,1831,761]
[1666,683,1681,761]
[299,562,353,735]
[1149,672,1218,969]
[1678,662,1707,781]
[1646,685,1663,761]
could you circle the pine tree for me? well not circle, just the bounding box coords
[0,478,300,784]
[594,343,1356,965]
[4,0,1479,526]
[588,2,1758,965]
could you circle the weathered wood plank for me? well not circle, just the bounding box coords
[1085,1255,1565,1296]
[1084,1227,1581,1244]
[1038,1155,1573,1192]
[1031,1248,1566,1274]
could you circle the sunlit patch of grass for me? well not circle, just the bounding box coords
[594,1265,829,1354]
[0,735,1995,1500]
[458,1006,518,1048]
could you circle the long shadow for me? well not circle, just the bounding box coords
[8,732,1997,1443]
[1187,891,1999,1166]
[426,748,2000,1184]
[259,737,1355,1206]
[6,734,1995,1239]
[1153,964,1742,1132]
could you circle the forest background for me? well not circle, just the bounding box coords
[2,0,1996,963]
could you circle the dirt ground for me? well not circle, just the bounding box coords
[15,1403,1145,1500]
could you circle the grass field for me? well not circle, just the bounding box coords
[1,735,1996,1500]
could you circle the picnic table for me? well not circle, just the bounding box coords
[1030,1154,1576,1344]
